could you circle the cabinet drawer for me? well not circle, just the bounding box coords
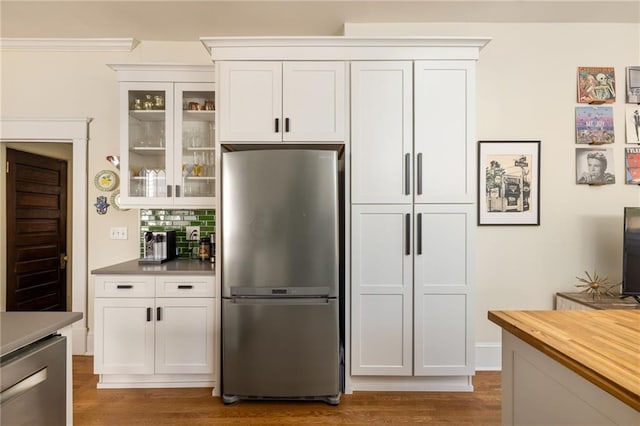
[95,275,155,298]
[156,276,215,298]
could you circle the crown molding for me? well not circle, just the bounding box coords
[0,38,139,52]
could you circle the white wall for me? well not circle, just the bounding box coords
[1,23,639,363]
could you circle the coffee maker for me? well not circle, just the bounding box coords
[139,230,177,264]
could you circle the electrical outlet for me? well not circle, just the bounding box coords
[186,226,200,241]
[109,227,128,240]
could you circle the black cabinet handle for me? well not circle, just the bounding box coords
[167,185,172,198]
[417,153,423,195]
[417,213,423,255]
[146,307,152,322]
[285,117,290,132]
[178,285,194,289]
[116,285,133,289]
[157,307,162,321]
[275,118,280,133]
[405,213,411,255]
[175,185,181,197]
[405,153,411,195]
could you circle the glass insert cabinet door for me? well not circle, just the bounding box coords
[124,82,173,204]
[120,81,215,207]
[175,83,215,203]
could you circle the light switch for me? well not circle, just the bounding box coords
[109,227,128,240]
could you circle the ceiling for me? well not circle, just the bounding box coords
[1,1,639,42]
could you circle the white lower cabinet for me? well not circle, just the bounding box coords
[93,274,216,389]
[351,204,474,383]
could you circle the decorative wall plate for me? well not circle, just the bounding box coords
[110,190,128,211]
[94,169,119,191]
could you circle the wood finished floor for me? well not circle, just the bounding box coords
[73,356,501,425]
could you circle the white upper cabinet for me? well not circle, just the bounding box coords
[351,62,413,204]
[110,65,216,208]
[218,61,345,142]
[414,61,475,204]
[351,60,476,205]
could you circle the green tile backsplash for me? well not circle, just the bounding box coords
[140,209,215,258]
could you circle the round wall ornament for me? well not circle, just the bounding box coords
[94,169,119,191]
[110,190,129,211]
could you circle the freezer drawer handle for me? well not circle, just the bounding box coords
[0,367,47,405]
[177,285,193,289]
[116,285,133,289]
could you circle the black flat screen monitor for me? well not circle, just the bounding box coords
[622,207,640,300]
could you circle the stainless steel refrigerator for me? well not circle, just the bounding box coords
[221,148,340,405]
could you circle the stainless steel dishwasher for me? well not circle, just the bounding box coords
[1,334,66,425]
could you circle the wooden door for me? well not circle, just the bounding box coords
[6,148,68,311]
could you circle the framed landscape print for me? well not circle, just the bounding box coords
[478,141,541,226]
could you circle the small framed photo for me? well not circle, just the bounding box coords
[478,141,541,226]
[626,66,640,104]
[576,147,615,185]
[627,104,640,143]
[577,66,616,104]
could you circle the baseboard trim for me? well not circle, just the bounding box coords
[72,325,88,355]
[475,342,501,371]
[85,330,94,356]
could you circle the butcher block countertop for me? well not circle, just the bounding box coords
[488,310,640,411]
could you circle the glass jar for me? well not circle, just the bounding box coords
[199,237,210,261]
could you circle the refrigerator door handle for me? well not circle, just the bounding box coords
[230,297,331,305]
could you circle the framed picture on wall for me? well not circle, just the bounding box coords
[627,104,640,143]
[478,141,541,226]
[577,66,616,104]
[626,66,640,104]
[576,147,615,185]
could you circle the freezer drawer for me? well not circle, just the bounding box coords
[222,298,339,403]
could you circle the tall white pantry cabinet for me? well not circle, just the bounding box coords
[201,36,490,392]
[351,60,477,389]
